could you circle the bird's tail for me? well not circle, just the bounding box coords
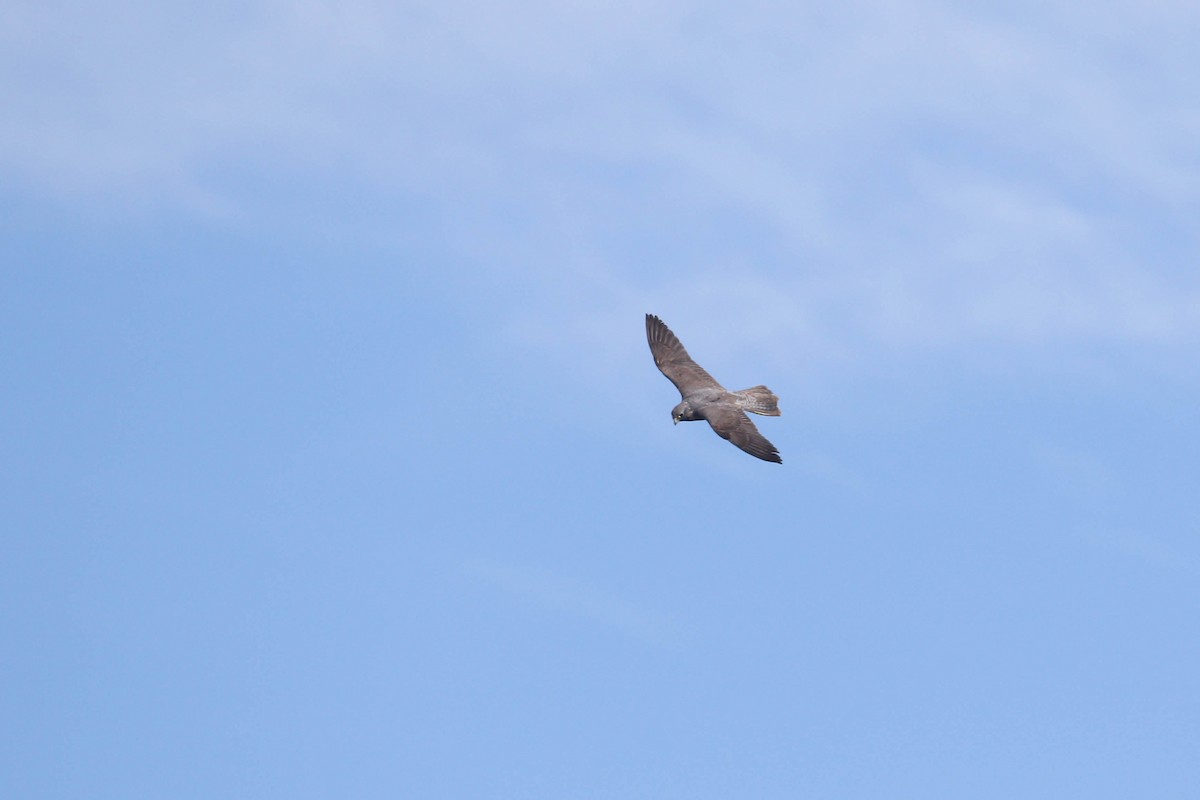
[736,385,781,416]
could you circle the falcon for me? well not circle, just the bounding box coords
[645,313,782,463]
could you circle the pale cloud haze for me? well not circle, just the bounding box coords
[3,2,1199,797]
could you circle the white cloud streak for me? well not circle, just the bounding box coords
[463,556,678,647]
[5,1,1199,356]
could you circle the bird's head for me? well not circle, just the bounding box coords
[671,400,694,425]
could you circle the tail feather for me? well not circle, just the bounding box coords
[736,385,781,416]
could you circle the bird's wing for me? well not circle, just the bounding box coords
[646,314,724,396]
[700,404,783,463]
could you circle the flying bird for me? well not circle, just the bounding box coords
[645,313,782,463]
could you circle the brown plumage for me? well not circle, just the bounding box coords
[645,314,782,463]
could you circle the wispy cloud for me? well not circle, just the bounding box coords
[1079,526,1200,581]
[463,557,679,647]
[6,1,1199,357]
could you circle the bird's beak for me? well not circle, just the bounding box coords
[672,418,678,425]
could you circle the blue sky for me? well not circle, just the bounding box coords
[4,1,1200,797]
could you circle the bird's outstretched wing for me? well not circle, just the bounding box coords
[646,314,723,397]
[700,404,783,463]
